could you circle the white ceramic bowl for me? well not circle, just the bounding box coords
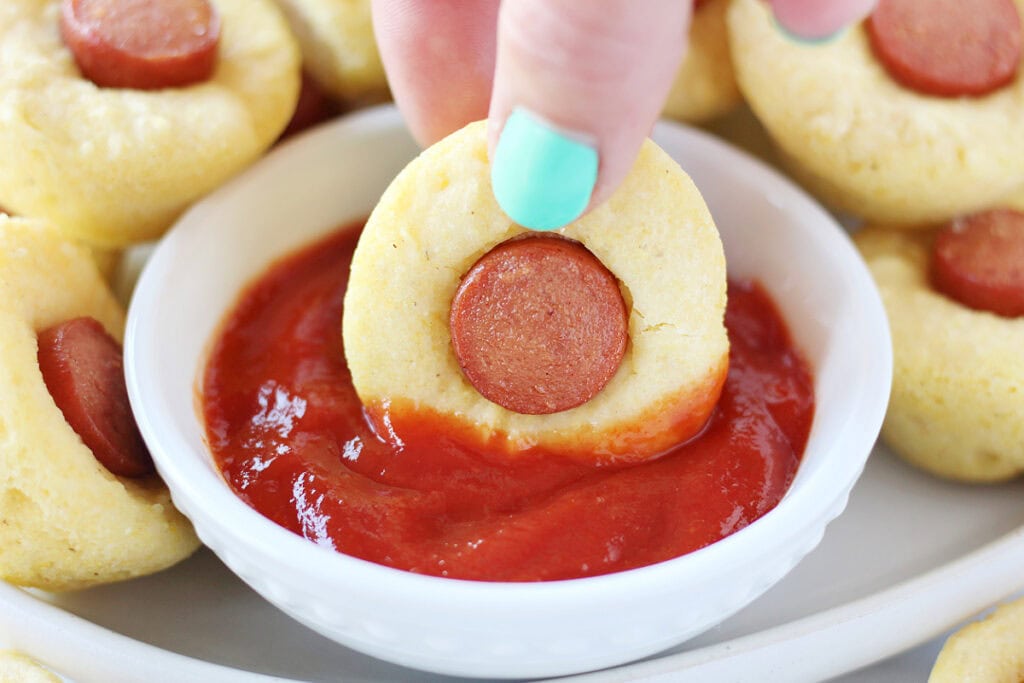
[125,106,891,679]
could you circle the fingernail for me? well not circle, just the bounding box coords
[772,15,848,44]
[769,0,879,45]
[491,107,598,232]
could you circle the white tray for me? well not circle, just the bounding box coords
[2,440,1022,683]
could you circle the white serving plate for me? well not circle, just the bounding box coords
[2,440,1023,682]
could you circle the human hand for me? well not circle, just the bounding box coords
[373,0,876,231]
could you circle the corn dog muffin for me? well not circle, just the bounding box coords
[0,0,300,247]
[854,215,1024,481]
[929,597,1024,682]
[0,651,60,683]
[0,216,199,590]
[269,0,387,104]
[344,121,729,464]
[728,0,1024,224]
[662,0,741,123]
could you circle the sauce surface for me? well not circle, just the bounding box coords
[202,224,815,581]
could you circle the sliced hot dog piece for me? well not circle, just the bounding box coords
[931,209,1024,317]
[60,0,221,90]
[37,317,154,477]
[449,235,629,415]
[866,0,1022,97]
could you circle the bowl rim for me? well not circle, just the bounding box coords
[125,105,892,606]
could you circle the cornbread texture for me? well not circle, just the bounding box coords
[0,217,199,591]
[728,0,1024,224]
[929,597,1024,683]
[855,226,1024,481]
[0,0,300,247]
[343,121,729,463]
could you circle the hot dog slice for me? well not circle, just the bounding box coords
[866,0,1022,97]
[449,235,629,415]
[60,0,221,90]
[931,209,1024,317]
[37,317,154,477]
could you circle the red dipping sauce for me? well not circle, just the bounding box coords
[202,223,815,582]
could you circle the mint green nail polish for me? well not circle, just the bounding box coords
[772,16,847,44]
[491,108,598,232]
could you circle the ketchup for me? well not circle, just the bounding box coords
[202,223,814,581]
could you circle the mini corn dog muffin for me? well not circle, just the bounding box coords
[854,212,1024,481]
[0,0,300,247]
[929,597,1024,683]
[0,651,60,683]
[0,205,117,284]
[662,0,742,123]
[728,0,1024,225]
[269,0,388,104]
[344,121,729,464]
[0,216,199,590]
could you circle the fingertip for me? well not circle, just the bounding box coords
[769,0,877,42]
[488,0,688,229]
[372,0,499,147]
[771,14,846,44]
[491,108,598,231]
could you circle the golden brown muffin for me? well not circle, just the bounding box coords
[728,0,1024,224]
[0,216,199,590]
[0,0,300,247]
[929,597,1024,683]
[344,121,728,463]
[854,225,1024,481]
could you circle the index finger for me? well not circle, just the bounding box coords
[371,0,500,146]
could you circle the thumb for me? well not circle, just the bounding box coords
[488,0,690,231]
